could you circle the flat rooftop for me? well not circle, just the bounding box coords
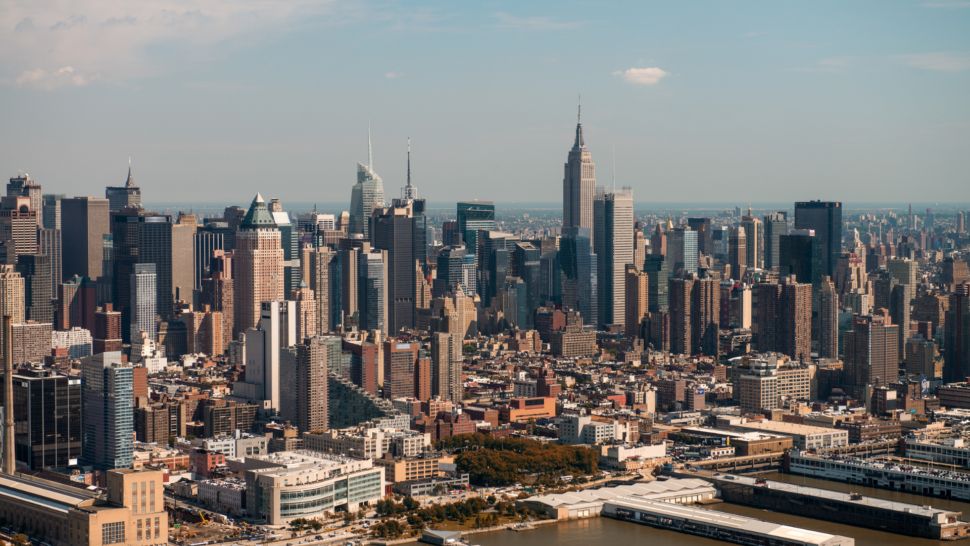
[732,421,846,436]
[710,474,959,518]
[681,427,787,441]
[0,474,96,514]
[249,450,354,469]
[608,496,849,546]
[524,478,716,509]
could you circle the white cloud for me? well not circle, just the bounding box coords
[920,1,970,7]
[613,67,669,85]
[892,51,970,72]
[493,12,583,31]
[1,0,341,90]
[385,71,403,79]
[16,66,92,89]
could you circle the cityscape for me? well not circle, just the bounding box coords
[2,3,970,546]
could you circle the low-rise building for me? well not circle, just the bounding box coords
[304,428,430,460]
[499,397,557,423]
[244,450,384,524]
[729,420,847,450]
[374,453,454,483]
[392,472,469,497]
[199,478,247,516]
[599,444,666,470]
[559,414,632,445]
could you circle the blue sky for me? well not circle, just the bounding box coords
[1,1,968,206]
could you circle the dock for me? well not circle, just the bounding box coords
[702,473,970,540]
[603,496,854,546]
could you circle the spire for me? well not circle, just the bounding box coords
[404,136,416,201]
[368,118,373,171]
[125,156,135,187]
[666,214,674,231]
[748,203,752,217]
[572,98,585,151]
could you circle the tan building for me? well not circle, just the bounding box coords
[0,468,167,546]
[61,196,110,281]
[0,264,25,355]
[374,454,454,483]
[233,194,284,336]
[906,336,937,377]
[624,265,648,338]
[183,305,224,357]
[11,320,53,364]
[305,245,334,334]
[432,332,463,402]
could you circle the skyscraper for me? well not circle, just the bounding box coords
[11,368,82,469]
[81,351,133,470]
[7,174,43,228]
[794,201,842,278]
[41,193,63,231]
[280,337,328,434]
[692,276,720,358]
[37,227,61,298]
[669,277,693,355]
[740,206,762,270]
[687,218,713,256]
[560,226,597,327]
[372,197,425,335]
[642,254,669,313]
[235,300,296,413]
[431,331,462,402]
[105,158,142,212]
[0,265,25,356]
[269,199,301,295]
[305,246,334,335]
[667,227,698,276]
[456,201,495,254]
[383,340,420,400]
[624,265,648,338]
[131,263,157,342]
[0,195,38,257]
[890,283,912,363]
[819,276,838,359]
[594,186,634,328]
[16,254,53,324]
[763,212,788,271]
[349,125,385,239]
[844,314,899,396]
[563,105,596,238]
[779,230,823,291]
[728,226,746,279]
[61,197,110,281]
[513,242,541,327]
[755,278,812,362]
[233,194,284,336]
[944,283,970,383]
[358,251,387,332]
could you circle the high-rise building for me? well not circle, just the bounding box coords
[779,230,824,291]
[194,226,225,291]
[233,194,284,336]
[563,105,596,238]
[81,351,133,470]
[594,187,634,328]
[844,314,899,395]
[10,368,82,469]
[383,340,420,400]
[633,222,647,272]
[667,227,698,276]
[887,258,918,288]
[0,195,38,259]
[819,277,838,359]
[61,196,110,281]
[372,198,426,335]
[890,283,912,363]
[687,218,713,257]
[16,254,53,324]
[201,269,234,351]
[794,201,842,278]
[958,211,965,235]
[130,263,157,343]
[93,303,122,354]
[358,251,387,333]
[944,284,970,383]
[37,227,61,298]
[283,337,329,434]
[642,255,669,313]
[560,227,597,327]
[58,275,98,331]
[435,244,471,296]
[651,223,667,256]
[7,174,43,228]
[456,201,495,253]
[763,212,788,271]
[692,277,721,357]
[291,280,316,341]
[41,193,63,231]
[728,226,747,279]
[740,206,763,270]
[905,335,936,378]
[268,199,301,296]
[349,126,385,239]
[432,332,462,402]
[305,246,334,335]
[234,300,297,414]
[755,278,812,362]
[711,225,729,263]
[624,265,649,338]
[105,159,142,212]
[11,321,52,365]
[513,242,541,327]
[669,278,693,355]
[0,265,25,356]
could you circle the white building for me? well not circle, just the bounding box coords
[304,428,430,460]
[599,444,666,469]
[231,301,297,413]
[558,414,631,445]
[199,478,246,516]
[244,450,385,524]
[729,420,847,450]
[51,327,92,359]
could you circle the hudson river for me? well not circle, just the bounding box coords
[471,473,967,546]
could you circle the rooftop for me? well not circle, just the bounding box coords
[733,421,847,436]
[0,474,96,514]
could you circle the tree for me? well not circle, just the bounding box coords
[11,535,27,546]
[309,520,323,532]
[433,484,445,495]
[486,495,496,505]
[343,512,356,525]
[403,496,420,511]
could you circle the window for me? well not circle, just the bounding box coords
[155,517,161,538]
[102,522,125,544]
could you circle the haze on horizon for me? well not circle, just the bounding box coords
[1,0,968,204]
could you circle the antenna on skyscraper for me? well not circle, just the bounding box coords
[404,136,416,201]
[578,94,581,123]
[612,146,616,193]
[368,118,373,170]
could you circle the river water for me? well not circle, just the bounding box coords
[470,472,970,546]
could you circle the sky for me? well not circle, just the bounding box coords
[1,0,968,206]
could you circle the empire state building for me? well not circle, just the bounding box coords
[563,104,596,237]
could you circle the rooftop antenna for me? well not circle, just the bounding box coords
[578,94,581,123]
[612,146,616,193]
[368,118,373,171]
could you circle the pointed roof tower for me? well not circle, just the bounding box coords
[666,214,674,231]
[126,156,135,187]
[572,96,585,151]
[404,136,416,200]
[240,193,277,229]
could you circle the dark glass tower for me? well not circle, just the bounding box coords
[779,230,823,292]
[794,201,842,277]
[642,254,669,313]
[11,369,82,469]
[763,212,788,271]
[457,201,495,254]
[687,217,713,256]
[560,227,597,327]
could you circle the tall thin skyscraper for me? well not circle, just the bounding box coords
[0,266,24,357]
[372,185,426,334]
[16,254,53,324]
[944,283,970,383]
[687,218,713,256]
[762,212,788,271]
[624,265,648,338]
[740,206,762,270]
[563,103,596,238]
[41,194,63,231]
[819,276,838,359]
[81,351,133,471]
[593,185,634,328]
[7,174,43,228]
[560,227,597,327]
[844,314,899,396]
[431,331,462,402]
[349,123,385,239]
[794,201,842,278]
[233,194,284,336]
[131,263,157,342]
[358,251,387,332]
[667,227,698,276]
[728,226,746,279]
[37,227,61,298]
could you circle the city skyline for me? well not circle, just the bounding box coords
[2,1,968,203]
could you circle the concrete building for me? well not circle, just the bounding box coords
[432,332,462,402]
[0,264,25,355]
[60,196,110,282]
[233,300,297,414]
[244,450,384,524]
[11,320,52,364]
[81,351,134,470]
[51,326,93,358]
[563,105,596,240]
[594,186,634,329]
[730,420,848,450]
[558,414,631,445]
